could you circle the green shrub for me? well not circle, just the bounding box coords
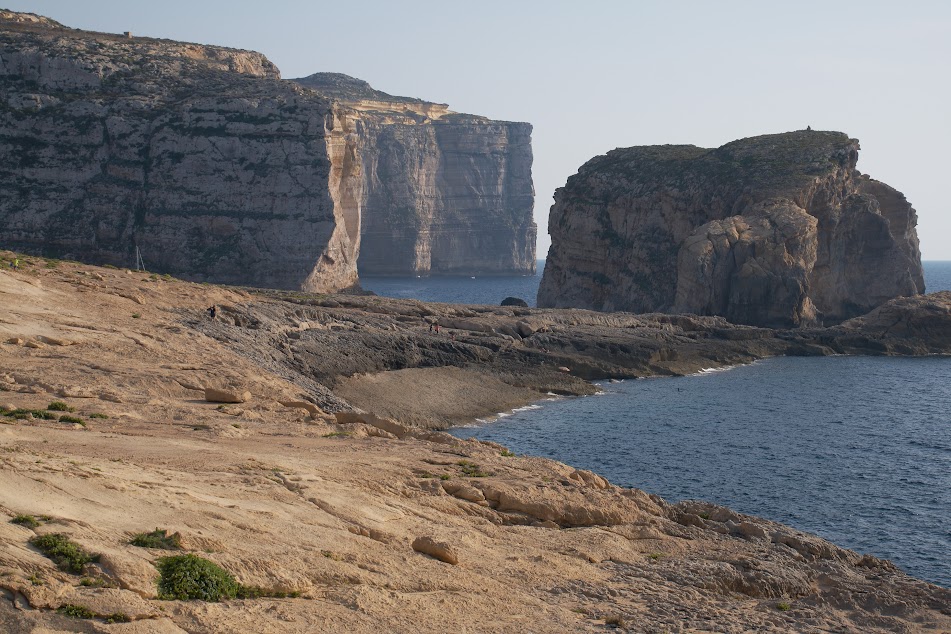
[29,533,98,574]
[89,412,109,419]
[500,449,516,457]
[104,612,131,623]
[156,554,240,601]
[57,604,94,619]
[47,401,73,412]
[11,514,39,528]
[130,528,182,550]
[59,415,85,425]
[776,601,791,611]
[456,460,491,477]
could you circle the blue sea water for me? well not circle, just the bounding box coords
[368,263,951,587]
[360,260,546,306]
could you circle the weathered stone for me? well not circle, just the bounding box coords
[501,296,529,307]
[204,387,251,403]
[538,131,923,327]
[4,337,24,345]
[58,386,96,398]
[37,335,75,346]
[0,14,536,292]
[442,481,487,503]
[293,73,536,277]
[280,400,327,419]
[334,411,408,438]
[411,535,459,565]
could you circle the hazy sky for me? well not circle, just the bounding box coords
[8,1,950,259]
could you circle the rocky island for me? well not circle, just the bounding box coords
[0,10,535,292]
[538,131,924,327]
[0,252,949,632]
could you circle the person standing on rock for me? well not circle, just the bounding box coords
[207,305,217,320]
[11,258,19,271]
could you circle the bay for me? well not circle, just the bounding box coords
[367,262,951,587]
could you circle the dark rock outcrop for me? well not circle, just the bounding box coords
[0,13,536,290]
[293,73,536,277]
[538,131,924,327]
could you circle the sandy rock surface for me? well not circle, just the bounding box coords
[0,255,949,633]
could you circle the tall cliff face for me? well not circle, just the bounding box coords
[0,12,363,292]
[293,73,536,276]
[538,131,923,327]
[1,14,536,291]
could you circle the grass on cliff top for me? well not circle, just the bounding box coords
[30,533,99,574]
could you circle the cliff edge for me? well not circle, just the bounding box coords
[0,11,364,292]
[538,131,924,326]
[0,13,536,290]
[293,72,537,277]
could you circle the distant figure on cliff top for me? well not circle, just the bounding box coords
[11,258,19,270]
[207,305,217,320]
[807,125,812,131]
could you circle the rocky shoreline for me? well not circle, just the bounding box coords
[1,254,949,632]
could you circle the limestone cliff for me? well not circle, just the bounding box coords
[293,73,536,276]
[0,11,365,292]
[538,131,923,326]
[0,13,535,291]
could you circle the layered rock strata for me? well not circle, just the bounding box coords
[0,11,363,292]
[538,131,924,327]
[0,13,536,290]
[293,73,536,276]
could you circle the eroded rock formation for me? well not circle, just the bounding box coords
[293,73,536,276]
[0,11,363,292]
[0,13,536,290]
[538,131,924,326]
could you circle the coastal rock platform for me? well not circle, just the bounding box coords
[0,253,948,632]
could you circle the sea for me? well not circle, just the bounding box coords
[363,262,951,587]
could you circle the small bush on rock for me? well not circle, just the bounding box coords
[30,533,98,574]
[156,554,240,601]
[130,528,182,550]
[57,604,94,619]
[12,514,39,528]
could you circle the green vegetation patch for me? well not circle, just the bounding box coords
[89,412,109,419]
[4,408,59,420]
[156,554,240,601]
[11,514,39,528]
[29,533,99,574]
[57,604,94,619]
[104,612,131,623]
[456,460,491,478]
[47,401,73,412]
[776,601,791,611]
[59,415,85,425]
[130,528,183,550]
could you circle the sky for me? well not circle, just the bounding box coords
[6,1,950,259]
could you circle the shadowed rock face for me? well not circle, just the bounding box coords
[538,131,923,327]
[293,73,537,277]
[0,11,362,292]
[0,14,536,290]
